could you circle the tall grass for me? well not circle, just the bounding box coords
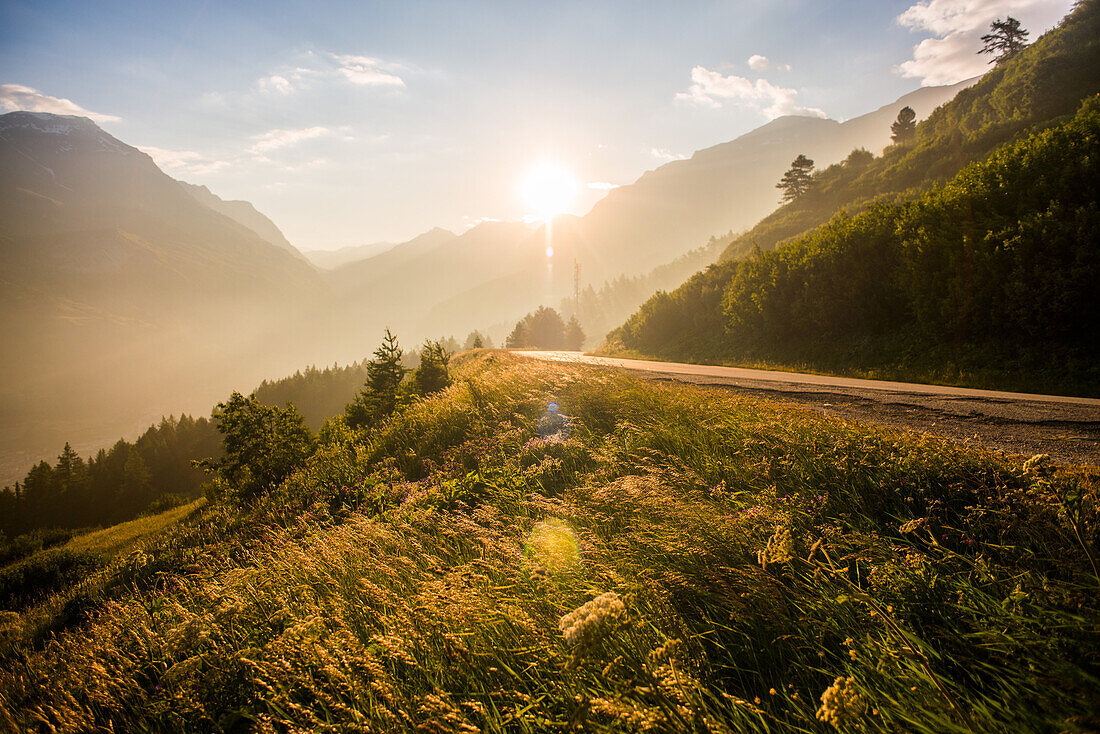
[0,352,1096,732]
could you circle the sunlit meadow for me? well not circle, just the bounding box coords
[1,351,1097,732]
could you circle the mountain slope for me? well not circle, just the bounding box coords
[608,0,1100,391]
[570,78,975,281]
[609,95,1100,393]
[177,181,310,265]
[303,240,400,269]
[325,222,535,352]
[0,111,333,485]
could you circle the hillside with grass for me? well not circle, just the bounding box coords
[1,351,1097,732]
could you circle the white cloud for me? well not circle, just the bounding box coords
[898,0,1054,34]
[898,33,990,84]
[747,54,770,70]
[0,84,120,122]
[675,66,826,119]
[896,0,1067,85]
[251,54,405,99]
[258,75,294,94]
[248,126,333,154]
[586,181,620,190]
[138,146,229,175]
[650,148,687,162]
[332,54,405,87]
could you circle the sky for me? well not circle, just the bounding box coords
[0,0,1076,251]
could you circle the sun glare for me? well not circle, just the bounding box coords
[521,161,578,220]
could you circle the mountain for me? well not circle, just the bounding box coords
[327,227,459,284]
[325,222,534,355]
[303,240,400,269]
[0,111,332,485]
[177,181,309,265]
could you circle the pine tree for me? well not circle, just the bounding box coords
[345,329,407,429]
[979,17,1028,64]
[890,107,916,144]
[411,340,451,395]
[776,154,814,203]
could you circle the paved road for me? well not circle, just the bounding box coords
[516,351,1100,466]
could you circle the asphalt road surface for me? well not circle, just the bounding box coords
[515,351,1100,467]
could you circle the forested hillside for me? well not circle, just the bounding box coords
[0,416,219,539]
[608,1,1100,394]
[610,96,1100,393]
[720,0,1100,261]
[0,361,376,541]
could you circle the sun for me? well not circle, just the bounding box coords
[521,161,578,220]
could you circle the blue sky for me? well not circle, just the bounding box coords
[0,0,1075,250]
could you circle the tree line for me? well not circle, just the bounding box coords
[0,416,221,540]
[504,306,585,350]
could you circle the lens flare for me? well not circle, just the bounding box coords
[524,518,580,571]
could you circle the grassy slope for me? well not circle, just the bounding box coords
[61,500,206,558]
[0,500,205,650]
[1,353,1097,732]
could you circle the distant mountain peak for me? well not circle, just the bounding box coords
[0,110,95,131]
[0,110,133,155]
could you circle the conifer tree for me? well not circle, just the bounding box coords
[411,340,451,395]
[776,154,814,203]
[345,329,407,429]
[890,106,916,144]
[979,17,1028,64]
[505,320,530,348]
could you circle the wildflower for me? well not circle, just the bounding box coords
[758,525,795,567]
[649,638,681,663]
[816,677,865,729]
[529,564,550,584]
[1023,454,1051,472]
[559,591,625,646]
[898,518,927,534]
